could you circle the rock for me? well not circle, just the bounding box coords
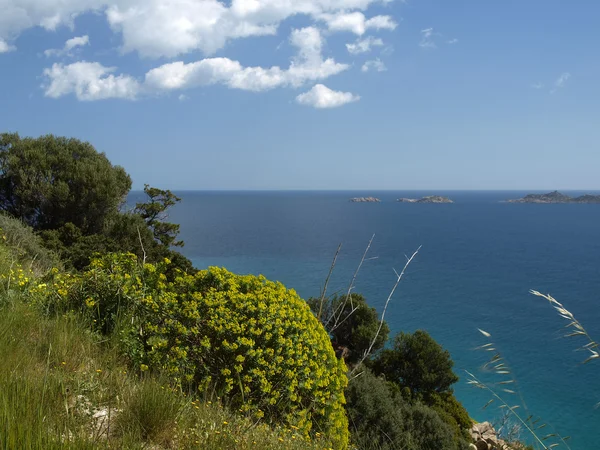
[475,441,490,450]
[505,191,600,204]
[350,197,381,203]
[397,195,453,203]
[469,444,478,450]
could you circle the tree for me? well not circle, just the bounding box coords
[308,293,389,365]
[345,368,460,450]
[0,133,131,234]
[134,184,183,248]
[371,330,459,399]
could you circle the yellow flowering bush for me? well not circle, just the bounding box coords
[41,253,349,449]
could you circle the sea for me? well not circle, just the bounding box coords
[134,190,600,449]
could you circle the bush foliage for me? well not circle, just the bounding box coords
[308,293,389,365]
[346,368,461,450]
[38,253,349,449]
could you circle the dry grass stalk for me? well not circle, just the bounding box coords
[466,370,552,450]
[473,330,572,450]
[316,243,342,321]
[530,290,599,365]
[326,234,376,333]
[350,246,421,377]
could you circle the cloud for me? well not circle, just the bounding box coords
[296,84,360,108]
[549,72,571,94]
[420,28,457,49]
[42,61,140,100]
[144,27,348,92]
[361,59,386,72]
[531,82,544,89]
[554,72,570,88]
[178,94,188,101]
[0,0,398,58]
[0,0,102,51]
[346,36,383,54]
[319,12,397,35]
[44,35,90,57]
[43,27,349,100]
[419,27,437,49]
[0,39,15,53]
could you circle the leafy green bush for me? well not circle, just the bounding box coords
[370,330,471,447]
[41,253,349,449]
[0,213,59,276]
[308,293,389,365]
[345,368,461,450]
[371,330,459,398]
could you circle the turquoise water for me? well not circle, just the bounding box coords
[147,190,600,449]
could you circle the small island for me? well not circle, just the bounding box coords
[505,191,600,204]
[350,197,381,203]
[397,195,454,204]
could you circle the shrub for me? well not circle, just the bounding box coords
[308,293,389,365]
[345,368,461,450]
[0,213,59,276]
[371,330,459,399]
[42,254,349,449]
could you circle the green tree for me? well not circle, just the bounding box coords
[0,133,131,234]
[371,330,459,398]
[134,184,183,248]
[345,368,460,450]
[308,293,389,365]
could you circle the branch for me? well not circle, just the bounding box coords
[350,245,421,376]
[327,234,375,332]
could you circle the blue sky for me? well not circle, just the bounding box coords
[1,0,598,190]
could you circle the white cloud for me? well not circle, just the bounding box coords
[144,27,347,92]
[42,61,140,100]
[1,0,397,57]
[178,94,188,101]
[420,28,457,49]
[65,35,90,51]
[320,11,397,35]
[43,27,349,99]
[346,36,383,54]
[549,72,570,94]
[0,0,102,51]
[419,27,436,49]
[296,84,360,108]
[554,72,570,88]
[361,58,386,72]
[0,39,15,53]
[531,82,544,89]
[44,35,90,57]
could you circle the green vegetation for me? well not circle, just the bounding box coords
[308,293,389,365]
[36,253,349,447]
[0,131,483,449]
[0,132,192,272]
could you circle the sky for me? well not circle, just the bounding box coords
[1,0,599,190]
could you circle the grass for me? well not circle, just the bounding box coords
[0,295,334,449]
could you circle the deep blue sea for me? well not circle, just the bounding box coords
[137,190,600,449]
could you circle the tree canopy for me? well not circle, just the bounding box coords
[371,330,459,398]
[0,133,131,234]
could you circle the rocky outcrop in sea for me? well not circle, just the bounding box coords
[350,197,381,203]
[506,191,600,204]
[397,195,453,203]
